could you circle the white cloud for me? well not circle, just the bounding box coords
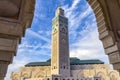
[69,21,109,63]
[61,0,109,63]
[27,29,51,43]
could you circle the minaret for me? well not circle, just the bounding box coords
[51,7,70,77]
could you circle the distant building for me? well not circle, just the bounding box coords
[10,7,120,80]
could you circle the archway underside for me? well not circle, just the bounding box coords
[87,0,120,73]
[0,0,35,79]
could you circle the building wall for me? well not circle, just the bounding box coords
[10,66,51,80]
[70,64,120,80]
[70,64,110,70]
[10,64,120,80]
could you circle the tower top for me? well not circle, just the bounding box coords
[56,7,64,16]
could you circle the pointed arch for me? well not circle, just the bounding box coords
[109,71,119,80]
[34,71,45,78]
[97,71,106,80]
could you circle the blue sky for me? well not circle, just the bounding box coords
[5,0,109,79]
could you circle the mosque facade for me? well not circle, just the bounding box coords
[10,7,120,80]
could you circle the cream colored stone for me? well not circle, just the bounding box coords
[10,64,120,80]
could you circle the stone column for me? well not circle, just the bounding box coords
[0,61,9,80]
[0,0,35,79]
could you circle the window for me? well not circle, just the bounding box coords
[47,78,50,80]
[60,24,63,26]
[64,66,65,69]
[55,78,58,80]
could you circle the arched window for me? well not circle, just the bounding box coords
[64,66,65,69]
[110,75,116,80]
[55,78,58,80]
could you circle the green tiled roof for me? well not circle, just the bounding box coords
[25,57,104,67]
[25,62,50,66]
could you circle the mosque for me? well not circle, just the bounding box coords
[10,7,120,80]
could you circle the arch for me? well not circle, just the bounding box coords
[87,0,120,72]
[77,70,84,78]
[55,78,58,80]
[87,0,111,34]
[97,71,106,80]
[12,74,19,80]
[109,71,118,80]
[0,0,120,78]
[47,78,50,80]
[22,73,29,78]
[34,71,45,78]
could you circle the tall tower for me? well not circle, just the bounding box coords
[51,7,70,77]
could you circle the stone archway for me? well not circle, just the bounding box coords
[0,0,35,79]
[0,0,120,79]
[86,0,120,73]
